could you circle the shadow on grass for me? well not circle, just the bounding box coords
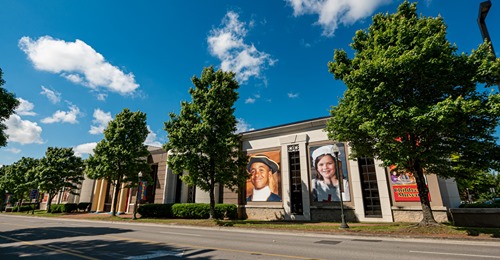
[455,227,500,238]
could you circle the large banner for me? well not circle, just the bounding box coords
[389,166,430,202]
[310,143,351,202]
[245,150,282,202]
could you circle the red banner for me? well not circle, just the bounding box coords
[393,184,431,202]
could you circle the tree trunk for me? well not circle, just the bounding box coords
[413,158,438,226]
[111,179,121,216]
[46,194,54,213]
[17,198,23,212]
[209,183,215,219]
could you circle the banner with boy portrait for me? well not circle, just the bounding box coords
[245,150,282,202]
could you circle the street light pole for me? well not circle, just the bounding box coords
[478,0,495,56]
[132,171,143,220]
[332,144,349,229]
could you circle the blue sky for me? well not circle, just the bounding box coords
[1,0,499,165]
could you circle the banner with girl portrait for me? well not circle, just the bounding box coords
[309,143,350,202]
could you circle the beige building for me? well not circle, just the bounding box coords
[87,117,460,222]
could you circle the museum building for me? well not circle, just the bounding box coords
[87,116,461,223]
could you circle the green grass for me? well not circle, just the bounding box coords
[3,211,499,239]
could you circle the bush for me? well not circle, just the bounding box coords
[12,205,33,212]
[50,203,78,213]
[77,202,91,212]
[136,203,238,219]
[137,203,174,218]
[459,202,500,208]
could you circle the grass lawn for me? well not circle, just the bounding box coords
[3,210,500,240]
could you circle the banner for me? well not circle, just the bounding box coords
[138,181,147,201]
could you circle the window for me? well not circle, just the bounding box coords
[358,157,382,217]
[288,144,303,215]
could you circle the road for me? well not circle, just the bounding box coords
[0,214,499,259]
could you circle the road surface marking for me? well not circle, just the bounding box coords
[411,250,500,258]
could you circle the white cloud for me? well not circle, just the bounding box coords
[287,0,391,36]
[40,86,61,104]
[208,11,276,83]
[41,104,81,124]
[89,109,112,135]
[288,92,299,98]
[96,93,107,101]
[144,125,163,147]
[236,118,254,133]
[245,97,256,104]
[19,36,139,95]
[73,142,97,157]
[6,148,21,154]
[5,114,43,144]
[15,98,36,116]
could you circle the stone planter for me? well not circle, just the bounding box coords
[449,208,500,228]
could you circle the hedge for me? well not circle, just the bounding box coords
[50,203,78,213]
[137,203,237,219]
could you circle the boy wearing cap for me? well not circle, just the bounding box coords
[246,154,282,202]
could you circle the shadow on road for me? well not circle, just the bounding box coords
[0,227,217,259]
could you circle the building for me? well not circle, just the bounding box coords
[89,117,461,222]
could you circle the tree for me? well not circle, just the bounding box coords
[164,66,248,219]
[0,68,20,147]
[86,108,151,216]
[0,158,39,211]
[326,1,500,225]
[37,147,84,213]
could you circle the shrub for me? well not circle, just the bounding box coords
[135,203,238,219]
[137,203,174,218]
[50,203,78,213]
[77,202,91,211]
[12,205,33,212]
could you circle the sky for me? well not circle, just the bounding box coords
[1,0,499,166]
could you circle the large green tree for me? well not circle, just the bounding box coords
[327,1,500,225]
[1,157,39,211]
[86,108,150,216]
[0,68,20,147]
[37,147,84,213]
[164,66,247,219]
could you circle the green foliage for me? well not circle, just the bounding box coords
[50,203,78,213]
[164,66,248,219]
[12,205,33,212]
[37,147,84,213]
[137,203,174,218]
[77,202,92,211]
[0,68,20,147]
[85,108,151,216]
[326,1,500,225]
[137,203,238,219]
[0,157,39,206]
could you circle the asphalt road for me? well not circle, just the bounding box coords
[0,214,499,259]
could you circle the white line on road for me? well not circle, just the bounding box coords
[411,250,500,258]
[159,231,202,237]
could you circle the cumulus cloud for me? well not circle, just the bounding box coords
[287,0,391,36]
[245,97,256,104]
[19,36,139,95]
[15,98,36,116]
[144,126,163,147]
[208,11,276,83]
[288,92,299,98]
[96,93,107,101]
[41,104,81,124]
[73,142,97,157]
[89,109,112,135]
[6,148,21,154]
[40,86,61,104]
[236,118,254,133]
[5,114,43,144]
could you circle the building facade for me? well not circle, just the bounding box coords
[89,117,461,222]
